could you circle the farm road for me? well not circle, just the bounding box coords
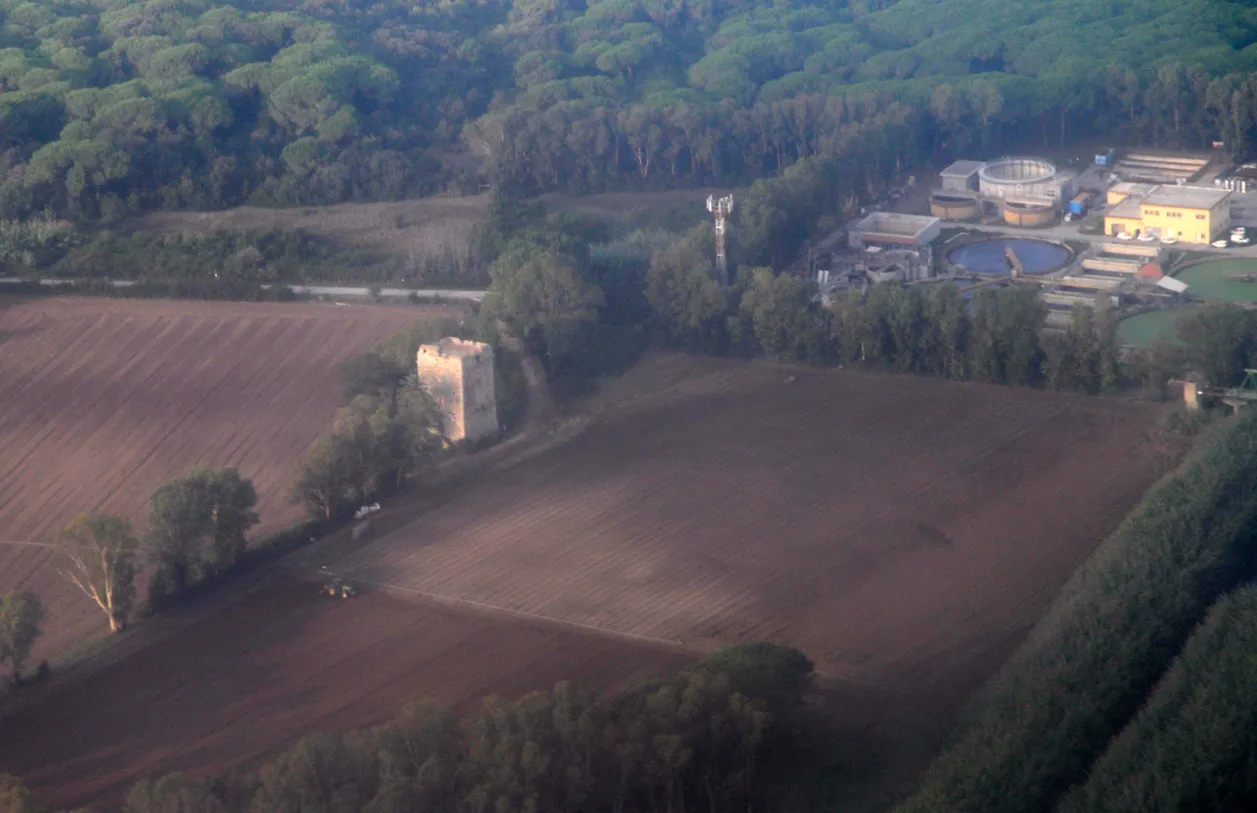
[0,278,487,300]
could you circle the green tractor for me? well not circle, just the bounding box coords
[319,567,357,598]
[322,578,357,598]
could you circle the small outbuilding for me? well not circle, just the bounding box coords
[940,160,985,192]
[848,212,942,249]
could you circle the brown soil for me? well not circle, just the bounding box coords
[329,353,1167,702]
[0,297,460,661]
[0,350,1172,813]
[0,577,689,811]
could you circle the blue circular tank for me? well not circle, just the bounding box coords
[946,238,1071,275]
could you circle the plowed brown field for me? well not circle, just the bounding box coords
[0,577,689,810]
[330,353,1167,699]
[0,297,457,659]
[0,351,1172,813]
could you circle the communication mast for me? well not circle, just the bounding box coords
[707,193,734,287]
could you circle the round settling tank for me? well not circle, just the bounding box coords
[979,157,1058,195]
[1003,199,1057,227]
[930,194,980,220]
[1117,309,1196,348]
[1174,260,1257,304]
[946,238,1072,276]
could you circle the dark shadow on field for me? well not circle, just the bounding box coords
[0,562,693,813]
[0,576,329,811]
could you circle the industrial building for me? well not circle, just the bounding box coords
[932,157,1077,226]
[416,338,498,444]
[1110,151,1210,185]
[1104,185,1233,244]
[848,212,942,249]
[1106,182,1156,206]
[939,160,986,193]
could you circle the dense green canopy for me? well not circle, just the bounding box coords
[5,0,1257,217]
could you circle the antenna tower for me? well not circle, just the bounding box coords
[707,193,734,287]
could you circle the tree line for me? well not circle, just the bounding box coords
[478,200,1129,398]
[0,642,817,813]
[0,466,259,687]
[486,189,1257,400]
[1055,586,1257,813]
[894,407,1257,813]
[6,0,1257,227]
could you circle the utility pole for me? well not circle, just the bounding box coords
[707,193,734,287]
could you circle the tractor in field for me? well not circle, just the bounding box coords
[319,566,357,598]
[323,577,357,598]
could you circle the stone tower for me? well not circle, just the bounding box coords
[416,338,498,443]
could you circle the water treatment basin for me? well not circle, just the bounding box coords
[1117,308,1196,348]
[946,238,1071,276]
[1174,260,1257,304]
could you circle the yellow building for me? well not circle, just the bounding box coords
[1106,182,1155,206]
[1104,185,1232,244]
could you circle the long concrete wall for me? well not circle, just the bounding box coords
[1041,291,1100,308]
[1059,274,1123,291]
[1082,258,1142,274]
[1099,243,1162,259]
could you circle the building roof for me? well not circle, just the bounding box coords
[851,211,940,239]
[940,159,986,178]
[1137,263,1164,279]
[1141,185,1232,210]
[1107,197,1143,220]
[1109,181,1156,198]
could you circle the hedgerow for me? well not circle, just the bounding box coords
[896,409,1257,813]
[1056,587,1257,813]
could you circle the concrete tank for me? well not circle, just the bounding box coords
[1003,200,1057,227]
[930,194,981,220]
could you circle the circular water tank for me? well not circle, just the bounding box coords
[930,194,980,220]
[1003,199,1057,227]
[979,157,1057,187]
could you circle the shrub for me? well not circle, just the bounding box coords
[688,641,815,711]
[1156,403,1219,438]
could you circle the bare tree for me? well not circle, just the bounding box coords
[56,515,139,633]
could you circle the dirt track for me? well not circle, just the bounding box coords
[0,297,457,660]
[0,577,689,810]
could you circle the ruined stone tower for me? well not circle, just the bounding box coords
[416,338,498,443]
